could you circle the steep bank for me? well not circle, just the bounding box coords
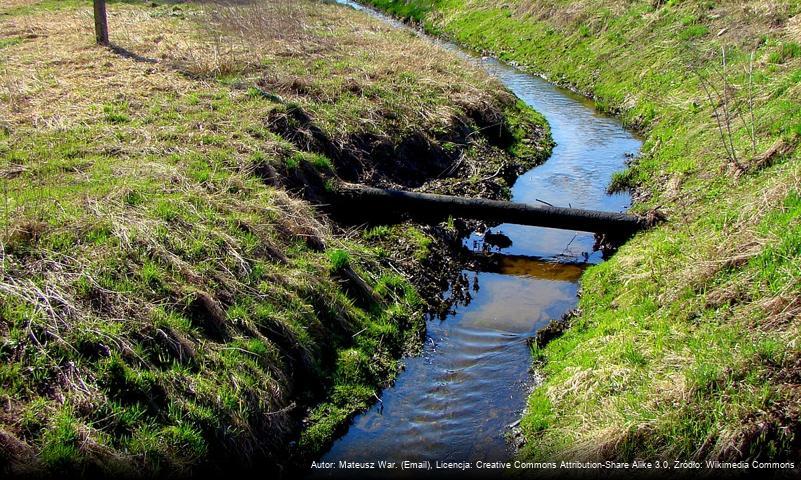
[0,0,549,476]
[363,0,801,462]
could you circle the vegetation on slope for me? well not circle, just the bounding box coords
[364,0,801,463]
[0,0,548,475]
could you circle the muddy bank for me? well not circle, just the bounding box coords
[261,88,551,200]
[259,85,553,321]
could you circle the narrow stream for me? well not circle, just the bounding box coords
[319,0,642,471]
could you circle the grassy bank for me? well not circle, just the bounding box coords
[0,0,548,475]
[363,0,801,462]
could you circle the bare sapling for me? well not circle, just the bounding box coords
[693,47,759,174]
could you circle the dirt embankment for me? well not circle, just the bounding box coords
[264,89,548,198]
[259,96,551,363]
[261,88,551,318]
[246,35,552,319]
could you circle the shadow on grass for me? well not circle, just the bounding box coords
[109,43,158,64]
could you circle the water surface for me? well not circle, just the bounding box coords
[319,0,642,470]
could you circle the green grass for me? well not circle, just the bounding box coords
[403,226,433,261]
[0,36,22,49]
[365,0,801,462]
[327,248,351,271]
[0,0,549,475]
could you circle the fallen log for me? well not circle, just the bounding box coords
[331,184,646,235]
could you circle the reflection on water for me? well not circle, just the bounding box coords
[466,62,641,261]
[494,255,585,281]
[321,264,579,466]
[321,0,642,471]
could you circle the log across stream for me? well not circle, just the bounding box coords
[331,184,646,236]
[316,0,643,474]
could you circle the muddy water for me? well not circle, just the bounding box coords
[320,0,642,469]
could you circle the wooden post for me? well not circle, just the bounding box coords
[93,0,109,45]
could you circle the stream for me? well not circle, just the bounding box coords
[318,0,642,472]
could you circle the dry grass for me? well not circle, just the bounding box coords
[0,4,197,128]
[0,0,492,474]
[0,0,551,474]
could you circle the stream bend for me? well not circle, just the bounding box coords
[319,0,642,468]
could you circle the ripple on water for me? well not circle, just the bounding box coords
[319,0,643,471]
